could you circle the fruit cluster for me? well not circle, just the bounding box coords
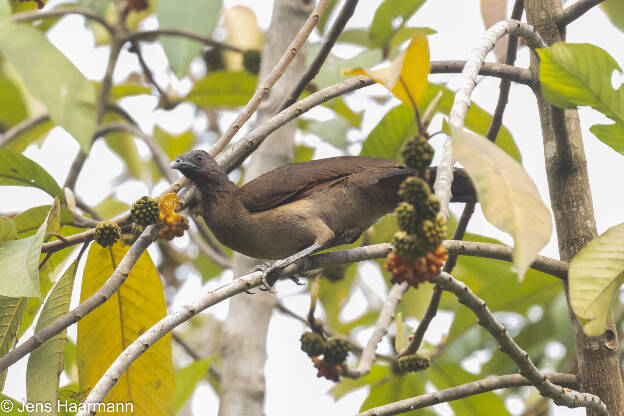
[94,221,121,248]
[401,135,434,172]
[300,331,351,382]
[131,196,160,227]
[392,353,431,374]
[386,135,448,288]
[156,193,189,241]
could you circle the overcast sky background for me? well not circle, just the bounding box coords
[2,0,623,415]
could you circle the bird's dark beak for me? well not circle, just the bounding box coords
[171,158,194,171]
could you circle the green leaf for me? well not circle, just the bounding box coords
[369,0,427,49]
[13,205,73,237]
[538,43,624,156]
[318,263,358,329]
[0,201,60,298]
[338,29,372,48]
[3,117,54,153]
[360,368,434,416]
[360,104,417,159]
[293,145,315,162]
[302,117,351,150]
[0,22,96,152]
[26,256,79,416]
[157,0,222,78]
[569,223,624,336]
[0,149,64,200]
[601,0,624,32]
[314,48,383,90]
[539,43,624,121]
[153,126,195,160]
[0,394,24,415]
[450,125,552,280]
[174,358,214,411]
[0,297,27,390]
[110,82,151,100]
[388,27,437,57]
[326,97,363,128]
[0,62,28,128]
[445,233,561,343]
[360,84,521,162]
[0,216,17,242]
[102,112,142,179]
[185,71,257,108]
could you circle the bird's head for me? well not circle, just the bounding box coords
[171,150,223,183]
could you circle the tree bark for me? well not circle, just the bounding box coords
[524,1,624,414]
[218,1,312,415]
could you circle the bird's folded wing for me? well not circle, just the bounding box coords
[240,156,406,213]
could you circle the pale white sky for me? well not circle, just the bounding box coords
[2,0,622,415]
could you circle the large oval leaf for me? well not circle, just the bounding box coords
[450,125,552,280]
[0,22,96,152]
[184,71,257,108]
[369,0,426,49]
[0,149,63,200]
[538,43,624,156]
[77,242,174,416]
[569,223,624,336]
[157,0,222,78]
[26,256,79,416]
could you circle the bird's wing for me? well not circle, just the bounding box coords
[240,156,407,213]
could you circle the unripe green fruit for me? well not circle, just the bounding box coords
[395,202,420,234]
[300,331,326,357]
[401,136,434,170]
[394,354,431,373]
[421,214,447,251]
[131,196,160,227]
[323,336,351,365]
[422,194,441,220]
[95,221,121,248]
[392,231,425,259]
[398,177,431,206]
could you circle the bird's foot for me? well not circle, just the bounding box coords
[251,262,283,292]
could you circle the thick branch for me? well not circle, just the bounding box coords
[556,0,605,27]
[433,272,606,415]
[356,373,578,416]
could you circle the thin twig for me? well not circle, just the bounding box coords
[209,0,333,157]
[171,332,221,382]
[122,29,242,53]
[0,115,50,148]
[556,0,605,27]
[432,272,606,415]
[0,226,160,372]
[130,40,167,99]
[38,252,52,270]
[344,282,408,379]
[430,61,532,86]
[11,6,114,34]
[398,285,441,357]
[276,0,359,113]
[356,373,578,416]
[433,20,546,218]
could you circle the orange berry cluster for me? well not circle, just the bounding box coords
[156,193,190,241]
[311,357,342,382]
[386,244,448,288]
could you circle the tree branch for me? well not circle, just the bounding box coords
[0,225,160,372]
[356,373,578,416]
[430,61,532,86]
[433,20,546,218]
[277,0,359,113]
[0,114,50,148]
[432,272,606,415]
[344,282,408,379]
[122,29,242,53]
[10,6,114,34]
[556,0,605,27]
[209,0,333,156]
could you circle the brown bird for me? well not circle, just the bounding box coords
[171,150,472,286]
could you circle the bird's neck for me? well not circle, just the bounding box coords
[192,170,240,204]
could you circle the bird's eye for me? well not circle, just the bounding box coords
[194,154,203,162]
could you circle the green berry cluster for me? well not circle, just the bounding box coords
[323,336,351,365]
[94,221,121,248]
[401,135,434,171]
[393,354,431,374]
[300,332,326,357]
[300,332,350,364]
[131,196,160,227]
[393,176,446,259]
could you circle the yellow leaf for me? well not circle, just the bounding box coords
[77,242,174,416]
[343,35,430,108]
[223,6,263,70]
